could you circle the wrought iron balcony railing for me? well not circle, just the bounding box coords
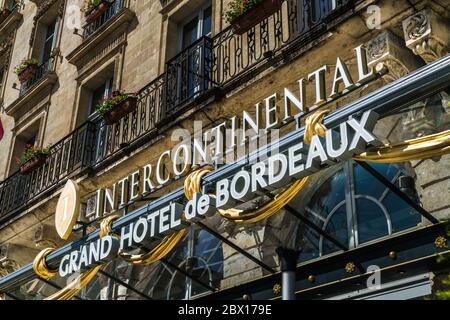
[19,57,54,96]
[92,75,164,166]
[82,0,126,39]
[165,37,214,117]
[0,123,95,219]
[0,0,353,224]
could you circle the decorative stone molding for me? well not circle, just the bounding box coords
[34,224,59,249]
[402,8,450,64]
[66,8,134,69]
[0,258,21,277]
[0,243,37,277]
[367,30,423,83]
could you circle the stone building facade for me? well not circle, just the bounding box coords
[0,0,448,300]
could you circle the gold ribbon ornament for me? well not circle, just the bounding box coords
[120,229,187,265]
[33,248,58,280]
[354,129,450,163]
[183,167,309,224]
[184,167,212,200]
[44,265,102,300]
[304,109,330,144]
[99,214,121,238]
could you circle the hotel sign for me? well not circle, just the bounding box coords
[91,45,378,220]
[58,110,381,277]
[58,44,383,277]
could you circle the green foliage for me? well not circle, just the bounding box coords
[16,145,49,166]
[14,58,39,76]
[82,0,111,15]
[224,0,262,23]
[95,91,134,115]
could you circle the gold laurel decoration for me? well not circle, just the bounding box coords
[120,229,186,265]
[32,248,58,280]
[353,129,450,163]
[99,214,121,238]
[44,265,103,300]
[303,109,331,144]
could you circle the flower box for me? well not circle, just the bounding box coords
[17,64,38,83]
[103,96,138,125]
[85,1,110,23]
[20,154,48,175]
[229,0,283,35]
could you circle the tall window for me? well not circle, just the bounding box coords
[9,122,41,174]
[90,78,113,115]
[41,19,57,63]
[180,5,212,51]
[174,4,212,104]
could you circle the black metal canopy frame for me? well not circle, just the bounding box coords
[0,55,449,298]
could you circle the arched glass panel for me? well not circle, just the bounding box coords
[322,205,348,255]
[355,197,390,244]
[354,162,421,244]
[295,161,423,261]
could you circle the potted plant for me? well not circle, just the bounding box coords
[95,91,138,125]
[225,0,283,35]
[82,0,112,23]
[14,58,39,83]
[17,145,50,175]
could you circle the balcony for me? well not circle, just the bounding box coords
[0,123,95,225]
[0,1,21,34]
[5,57,57,117]
[164,37,215,118]
[0,0,354,225]
[19,58,56,96]
[67,0,135,67]
[83,0,128,39]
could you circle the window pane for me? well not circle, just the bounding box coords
[182,17,199,49]
[356,198,389,244]
[191,229,223,297]
[383,192,421,233]
[42,20,57,62]
[90,82,107,114]
[322,206,348,255]
[202,6,212,36]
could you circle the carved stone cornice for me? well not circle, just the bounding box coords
[402,8,450,64]
[367,30,423,83]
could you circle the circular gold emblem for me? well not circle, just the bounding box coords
[55,180,80,240]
